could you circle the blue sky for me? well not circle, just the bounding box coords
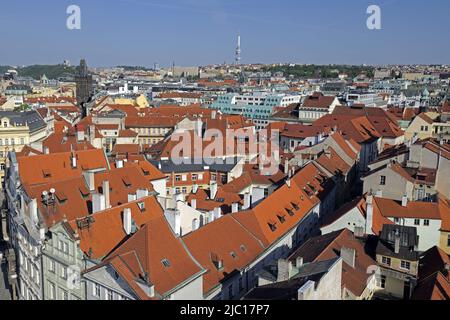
[0,0,449,67]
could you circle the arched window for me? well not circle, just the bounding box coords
[192,218,198,231]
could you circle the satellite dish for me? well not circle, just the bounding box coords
[50,188,56,194]
[42,191,48,196]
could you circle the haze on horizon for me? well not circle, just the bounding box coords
[0,0,449,68]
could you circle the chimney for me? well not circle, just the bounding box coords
[231,202,239,213]
[92,193,106,213]
[365,195,373,235]
[284,159,289,175]
[84,171,95,192]
[71,152,77,168]
[354,226,365,238]
[77,127,85,142]
[394,229,401,254]
[401,194,408,207]
[286,179,291,188]
[102,180,110,209]
[128,193,137,202]
[123,208,132,235]
[210,181,218,200]
[277,259,293,282]
[214,207,222,219]
[192,184,199,194]
[195,119,203,137]
[191,199,197,210]
[89,125,96,143]
[295,256,304,268]
[243,193,251,210]
[116,159,124,169]
[44,146,49,154]
[341,247,356,269]
[212,110,217,120]
[136,189,149,199]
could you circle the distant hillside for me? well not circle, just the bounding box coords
[17,64,77,80]
[0,66,12,74]
[117,65,152,71]
[261,65,374,79]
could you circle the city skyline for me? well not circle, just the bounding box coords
[1,0,450,67]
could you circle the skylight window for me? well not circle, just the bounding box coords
[161,259,171,268]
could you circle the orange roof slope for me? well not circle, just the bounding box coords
[18,149,108,186]
[183,215,265,295]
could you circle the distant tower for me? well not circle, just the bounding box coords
[75,59,94,117]
[235,34,241,65]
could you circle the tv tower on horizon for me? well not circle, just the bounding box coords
[235,33,241,65]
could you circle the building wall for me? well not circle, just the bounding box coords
[439,231,450,255]
[363,167,410,201]
[320,207,366,235]
[388,217,441,252]
[298,258,342,300]
[42,224,85,300]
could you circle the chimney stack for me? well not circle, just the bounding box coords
[231,202,239,213]
[295,256,304,268]
[243,193,251,210]
[191,199,197,210]
[92,193,106,213]
[284,159,289,175]
[116,159,124,169]
[277,259,293,282]
[365,195,373,235]
[394,229,401,254]
[71,151,77,168]
[102,180,110,209]
[123,208,132,235]
[401,194,408,207]
[192,184,199,194]
[210,181,218,200]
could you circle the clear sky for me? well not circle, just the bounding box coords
[0,0,449,67]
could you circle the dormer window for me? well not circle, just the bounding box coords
[277,214,286,223]
[268,221,277,232]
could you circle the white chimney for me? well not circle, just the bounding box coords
[214,207,222,219]
[296,256,303,268]
[286,179,291,188]
[284,159,289,175]
[102,180,110,209]
[365,195,373,235]
[231,202,239,213]
[210,181,218,200]
[136,189,149,199]
[92,193,106,213]
[212,110,217,120]
[192,184,199,194]
[116,159,124,169]
[71,152,77,168]
[191,199,197,210]
[401,194,408,207]
[84,171,95,192]
[243,193,251,210]
[128,193,137,202]
[77,129,85,142]
[123,208,132,235]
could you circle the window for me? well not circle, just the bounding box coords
[400,261,411,271]
[93,283,101,297]
[394,217,400,224]
[423,219,430,226]
[381,256,391,266]
[61,266,67,280]
[161,259,171,268]
[192,174,197,181]
[414,219,420,226]
[61,289,69,300]
[380,175,386,185]
[106,289,113,300]
[175,175,181,182]
[182,175,187,182]
[447,235,450,247]
[239,278,244,292]
[49,260,55,273]
[380,275,386,289]
[49,282,56,300]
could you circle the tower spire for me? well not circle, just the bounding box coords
[235,33,241,65]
